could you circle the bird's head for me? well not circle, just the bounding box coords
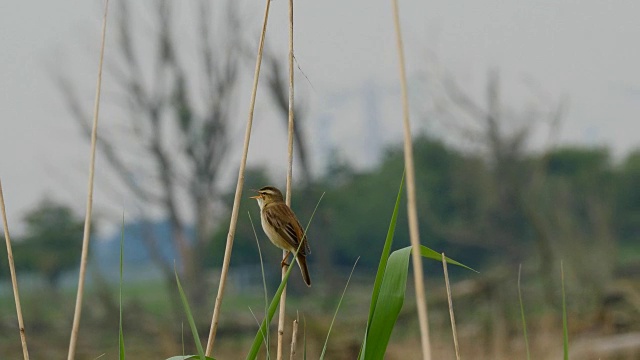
[250,186,284,208]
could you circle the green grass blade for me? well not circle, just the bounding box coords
[359,174,404,360]
[364,245,473,360]
[248,212,270,358]
[248,307,270,358]
[174,267,206,360]
[561,261,569,360]
[245,256,296,360]
[303,316,307,360]
[320,258,359,360]
[517,265,530,360]
[118,214,125,360]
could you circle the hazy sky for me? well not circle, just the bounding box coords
[1,0,638,233]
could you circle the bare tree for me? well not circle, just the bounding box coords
[58,0,246,306]
[427,71,544,255]
[427,69,618,310]
[425,70,568,302]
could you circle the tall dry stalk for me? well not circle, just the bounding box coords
[67,1,110,358]
[277,0,296,358]
[391,0,431,358]
[290,317,299,359]
[0,180,30,360]
[205,0,272,355]
[442,253,460,360]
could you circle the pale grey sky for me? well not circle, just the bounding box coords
[1,0,638,233]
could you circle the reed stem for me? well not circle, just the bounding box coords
[391,0,431,358]
[67,1,110,358]
[205,0,272,355]
[0,179,30,360]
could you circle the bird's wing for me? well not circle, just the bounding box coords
[264,203,310,256]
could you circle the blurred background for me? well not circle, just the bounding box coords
[1,0,639,359]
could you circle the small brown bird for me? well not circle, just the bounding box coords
[250,186,311,287]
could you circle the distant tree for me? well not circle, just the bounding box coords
[541,147,617,304]
[615,150,640,246]
[19,199,84,289]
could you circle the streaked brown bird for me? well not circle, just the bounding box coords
[250,186,311,287]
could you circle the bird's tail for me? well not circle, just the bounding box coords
[296,255,311,287]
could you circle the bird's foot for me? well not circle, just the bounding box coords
[281,251,291,268]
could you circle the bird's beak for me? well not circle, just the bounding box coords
[249,189,260,199]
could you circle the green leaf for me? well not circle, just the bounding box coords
[419,246,477,273]
[368,174,405,321]
[359,173,404,360]
[174,269,205,360]
[363,245,474,360]
[364,246,411,360]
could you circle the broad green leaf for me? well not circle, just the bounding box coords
[364,247,411,360]
[359,174,404,360]
[363,245,474,360]
[359,173,476,359]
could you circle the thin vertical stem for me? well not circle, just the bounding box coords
[0,180,30,360]
[391,0,431,358]
[68,1,110,358]
[518,264,531,360]
[561,261,569,360]
[285,0,295,204]
[276,0,298,358]
[278,0,295,358]
[205,0,272,355]
[442,253,460,360]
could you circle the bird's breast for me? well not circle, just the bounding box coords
[261,211,292,251]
